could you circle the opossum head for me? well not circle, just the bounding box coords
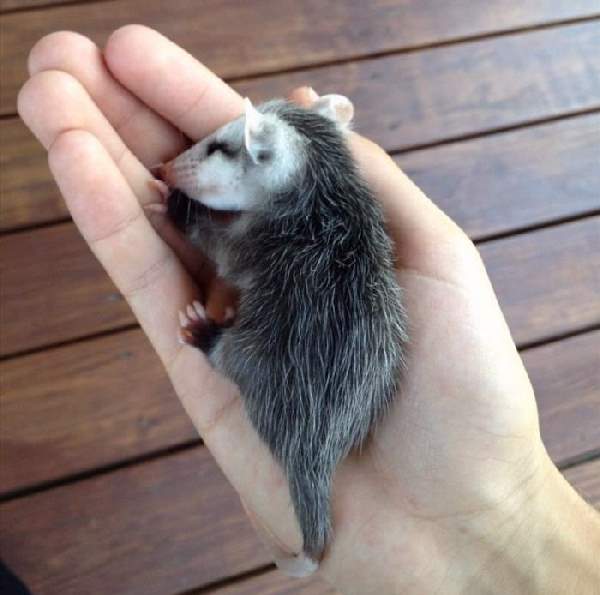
[158,95,354,212]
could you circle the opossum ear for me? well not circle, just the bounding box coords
[244,98,272,164]
[312,94,354,128]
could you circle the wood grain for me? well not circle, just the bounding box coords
[397,113,600,241]
[480,216,600,346]
[3,110,600,236]
[0,222,131,357]
[2,1,600,113]
[0,446,597,594]
[523,330,600,464]
[0,447,268,595]
[1,324,598,496]
[2,216,598,356]
[0,328,196,495]
[234,23,600,151]
[0,118,66,231]
[0,0,85,11]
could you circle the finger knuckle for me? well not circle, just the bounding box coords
[48,129,96,164]
[19,70,83,109]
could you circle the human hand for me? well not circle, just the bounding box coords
[18,26,599,594]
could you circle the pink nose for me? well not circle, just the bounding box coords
[152,161,175,186]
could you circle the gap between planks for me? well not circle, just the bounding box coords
[1,214,598,363]
[2,105,599,238]
[0,0,107,15]
[1,12,599,117]
[2,322,598,503]
[224,13,600,86]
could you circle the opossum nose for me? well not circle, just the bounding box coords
[151,161,175,186]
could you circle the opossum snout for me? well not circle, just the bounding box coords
[152,161,176,187]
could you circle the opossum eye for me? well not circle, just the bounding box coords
[206,141,236,158]
[256,150,271,163]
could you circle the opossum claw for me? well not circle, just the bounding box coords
[187,303,199,321]
[193,300,206,319]
[178,300,224,354]
[178,310,189,327]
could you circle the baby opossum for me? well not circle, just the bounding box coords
[158,96,407,574]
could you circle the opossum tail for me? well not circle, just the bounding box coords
[276,466,332,576]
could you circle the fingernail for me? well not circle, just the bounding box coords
[145,203,168,214]
[238,496,319,577]
[275,553,319,578]
[307,87,319,101]
[239,496,294,558]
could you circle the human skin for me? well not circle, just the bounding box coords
[18,26,600,594]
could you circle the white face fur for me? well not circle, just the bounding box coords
[164,96,354,211]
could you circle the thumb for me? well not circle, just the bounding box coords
[289,86,474,277]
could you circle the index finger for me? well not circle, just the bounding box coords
[104,25,244,141]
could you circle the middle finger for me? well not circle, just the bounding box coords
[28,31,188,166]
[104,25,244,141]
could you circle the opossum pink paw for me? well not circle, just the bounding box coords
[178,300,224,354]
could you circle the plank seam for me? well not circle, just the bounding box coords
[0,215,72,237]
[0,322,139,362]
[0,437,202,502]
[0,0,110,15]
[2,106,599,237]
[513,322,600,352]
[388,106,600,157]
[177,564,275,595]
[473,208,600,245]
[226,15,600,86]
[1,13,599,114]
[2,324,598,502]
[558,448,600,471]
[1,216,599,361]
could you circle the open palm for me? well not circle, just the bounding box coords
[19,26,548,593]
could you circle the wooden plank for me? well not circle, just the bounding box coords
[1,449,597,595]
[2,1,599,114]
[0,118,66,231]
[3,24,599,232]
[234,23,600,151]
[397,113,600,241]
[2,215,598,356]
[480,217,600,345]
[524,330,600,464]
[0,322,597,497]
[0,0,83,11]
[3,111,600,237]
[0,222,131,357]
[4,0,596,23]
[0,328,196,495]
[0,447,269,595]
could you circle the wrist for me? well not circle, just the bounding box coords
[465,452,600,594]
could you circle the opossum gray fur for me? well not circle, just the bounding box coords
[161,96,407,574]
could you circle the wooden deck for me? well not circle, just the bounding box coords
[1,1,599,593]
